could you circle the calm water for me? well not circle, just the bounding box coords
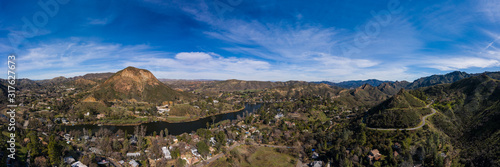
[62,103,262,135]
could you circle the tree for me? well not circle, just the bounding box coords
[27,132,42,158]
[34,156,48,167]
[172,148,181,159]
[48,135,61,165]
[216,131,227,147]
[196,141,210,157]
[176,158,187,167]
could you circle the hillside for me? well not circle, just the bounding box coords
[366,89,431,128]
[421,74,500,166]
[92,66,187,103]
[167,79,309,93]
[377,81,410,95]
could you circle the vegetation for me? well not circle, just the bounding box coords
[1,68,499,167]
[367,89,430,128]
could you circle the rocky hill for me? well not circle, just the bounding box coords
[92,66,187,103]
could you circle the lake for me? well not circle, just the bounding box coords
[62,103,262,136]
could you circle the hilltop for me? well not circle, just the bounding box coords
[366,89,431,128]
[92,66,187,103]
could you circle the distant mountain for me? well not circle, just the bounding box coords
[315,79,393,89]
[406,71,472,89]
[74,72,115,83]
[316,71,500,90]
[377,81,410,95]
[165,79,309,92]
[92,66,187,103]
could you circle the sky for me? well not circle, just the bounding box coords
[0,0,499,82]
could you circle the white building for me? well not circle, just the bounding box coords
[162,146,172,159]
[71,161,87,167]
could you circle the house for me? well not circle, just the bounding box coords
[63,134,72,141]
[309,161,323,167]
[156,105,170,115]
[312,152,319,159]
[89,147,103,155]
[126,152,141,157]
[129,160,139,167]
[61,118,69,124]
[209,137,217,146]
[130,136,138,145]
[162,147,172,159]
[64,156,75,164]
[96,158,109,165]
[368,149,382,161]
[96,113,105,119]
[71,161,87,167]
[191,148,201,157]
[274,113,284,119]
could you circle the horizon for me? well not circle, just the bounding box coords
[1,0,500,81]
[3,66,498,84]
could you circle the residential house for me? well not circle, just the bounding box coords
[368,149,382,161]
[162,146,172,159]
[89,147,103,155]
[191,148,201,157]
[129,160,139,167]
[96,113,105,119]
[310,161,323,167]
[126,152,141,157]
[71,161,87,167]
[312,152,319,159]
[64,156,75,164]
[274,113,284,119]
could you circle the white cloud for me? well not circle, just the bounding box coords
[424,57,500,71]
[175,52,213,61]
[477,0,500,23]
[125,52,270,74]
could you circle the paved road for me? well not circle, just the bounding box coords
[367,103,437,131]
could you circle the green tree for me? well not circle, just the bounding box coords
[48,135,61,165]
[196,141,210,157]
[216,131,227,146]
[373,161,382,167]
[27,132,42,158]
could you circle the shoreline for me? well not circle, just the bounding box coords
[65,106,247,126]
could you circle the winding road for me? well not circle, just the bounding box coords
[367,103,437,131]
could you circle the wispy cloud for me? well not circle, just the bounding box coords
[477,0,500,23]
[423,57,500,71]
[125,52,271,74]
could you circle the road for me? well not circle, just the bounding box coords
[367,103,437,131]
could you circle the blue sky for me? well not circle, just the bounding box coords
[1,0,499,82]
